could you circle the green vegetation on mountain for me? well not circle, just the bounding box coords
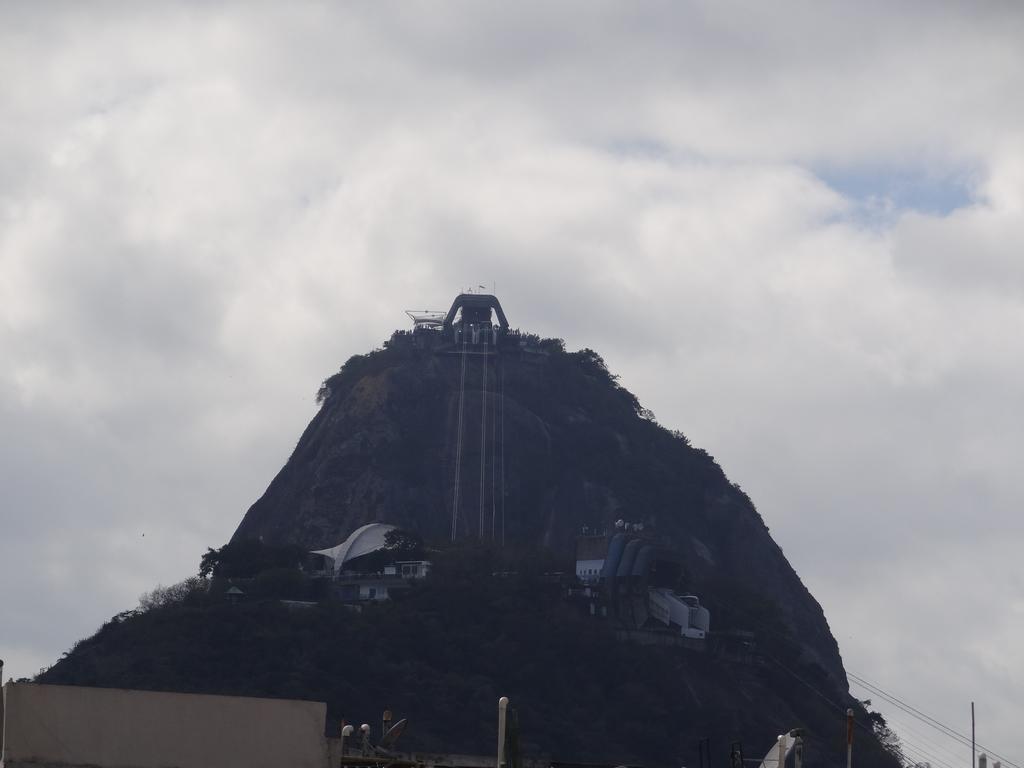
[41,547,897,768]
[40,328,902,768]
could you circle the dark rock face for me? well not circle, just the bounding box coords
[232,331,847,689]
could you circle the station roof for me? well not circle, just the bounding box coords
[443,293,509,330]
[311,523,397,573]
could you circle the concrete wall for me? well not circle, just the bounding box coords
[1,682,328,768]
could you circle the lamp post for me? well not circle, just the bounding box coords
[846,708,854,768]
[497,697,509,768]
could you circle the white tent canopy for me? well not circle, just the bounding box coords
[311,523,396,576]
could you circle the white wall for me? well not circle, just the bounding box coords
[2,682,328,768]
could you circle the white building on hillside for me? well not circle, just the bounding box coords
[310,523,396,577]
[308,523,430,603]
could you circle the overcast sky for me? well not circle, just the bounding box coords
[2,2,1022,763]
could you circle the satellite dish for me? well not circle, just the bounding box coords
[379,718,407,749]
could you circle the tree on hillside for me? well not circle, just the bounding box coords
[383,528,424,555]
[870,712,907,766]
[198,539,305,579]
[138,577,206,611]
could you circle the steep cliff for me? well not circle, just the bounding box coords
[232,329,845,689]
[40,323,900,768]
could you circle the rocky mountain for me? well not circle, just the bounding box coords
[234,316,844,689]
[42,299,897,768]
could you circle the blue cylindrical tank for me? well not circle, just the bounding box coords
[600,533,628,579]
[616,538,644,578]
[631,545,654,578]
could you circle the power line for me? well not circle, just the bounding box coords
[451,330,468,540]
[490,351,498,541]
[761,651,850,717]
[896,736,951,768]
[888,723,965,768]
[701,595,1018,768]
[759,651,928,768]
[849,673,1020,768]
[478,349,488,538]
[897,737,959,768]
[850,673,969,745]
[881,708,972,763]
[498,356,505,546]
[851,678,974,757]
[849,674,998,760]
[881,711,971,767]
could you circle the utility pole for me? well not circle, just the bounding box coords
[846,708,854,768]
[497,697,509,768]
[972,702,976,768]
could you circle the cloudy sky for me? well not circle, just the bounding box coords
[2,1,1022,763]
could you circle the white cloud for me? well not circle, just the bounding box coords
[1,2,1022,760]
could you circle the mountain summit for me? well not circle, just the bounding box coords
[43,295,896,768]
[234,294,843,686]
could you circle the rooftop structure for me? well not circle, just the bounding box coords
[311,523,397,577]
[572,530,710,640]
[404,292,510,348]
[442,293,509,332]
[332,559,432,603]
[405,310,446,330]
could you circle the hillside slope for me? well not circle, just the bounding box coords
[41,326,889,768]
[40,555,895,768]
[234,330,844,688]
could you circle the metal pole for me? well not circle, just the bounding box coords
[731,741,744,768]
[1,658,5,758]
[846,709,854,768]
[497,697,509,768]
[972,702,976,768]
